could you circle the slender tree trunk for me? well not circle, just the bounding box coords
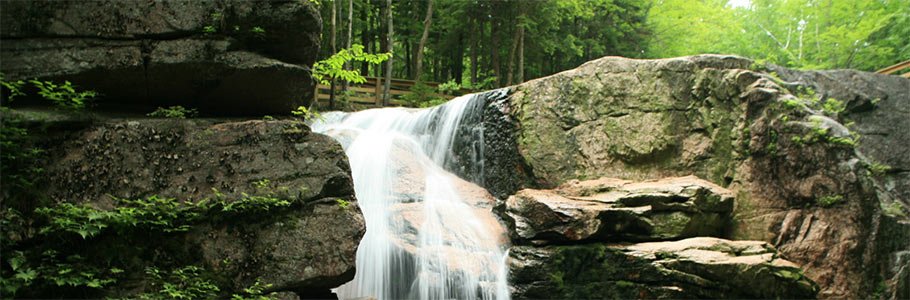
[507,16,520,85]
[518,24,524,83]
[469,12,478,86]
[361,2,370,76]
[414,0,434,81]
[455,32,464,85]
[490,16,501,87]
[382,0,393,106]
[329,0,337,109]
[342,0,353,92]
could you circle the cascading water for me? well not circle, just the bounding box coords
[311,94,510,300]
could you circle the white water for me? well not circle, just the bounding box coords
[312,95,510,300]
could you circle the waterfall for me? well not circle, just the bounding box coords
[311,95,510,300]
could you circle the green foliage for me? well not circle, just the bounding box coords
[291,106,323,122]
[312,44,391,85]
[336,198,351,209]
[867,161,892,176]
[820,98,846,117]
[139,266,220,300]
[0,109,46,206]
[35,203,114,239]
[231,279,277,300]
[1,74,26,102]
[882,202,907,218]
[401,82,446,108]
[817,195,845,208]
[147,106,198,119]
[791,119,857,148]
[219,194,291,215]
[262,115,275,121]
[646,0,909,71]
[436,80,461,95]
[2,250,120,296]
[28,80,96,109]
[35,192,294,240]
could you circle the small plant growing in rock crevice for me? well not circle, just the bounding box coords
[336,198,351,209]
[291,106,322,122]
[147,106,198,119]
[817,195,845,208]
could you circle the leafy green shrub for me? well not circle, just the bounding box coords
[1,74,26,102]
[2,250,122,296]
[140,266,220,300]
[28,80,96,109]
[291,106,322,122]
[231,280,277,300]
[147,106,198,119]
[0,110,46,207]
[312,44,391,85]
[437,80,461,95]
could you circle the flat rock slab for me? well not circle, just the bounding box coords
[505,176,733,243]
[510,237,819,299]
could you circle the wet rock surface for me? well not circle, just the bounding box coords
[510,237,818,299]
[0,0,321,115]
[505,176,733,244]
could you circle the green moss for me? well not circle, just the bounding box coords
[882,202,907,218]
[817,195,845,208]
[868,161,893,176]
[649,212,692,238]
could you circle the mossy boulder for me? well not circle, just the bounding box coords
[0,114,364,299]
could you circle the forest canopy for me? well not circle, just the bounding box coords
[317,0,909,89]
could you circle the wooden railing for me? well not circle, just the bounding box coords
[877,60,910,78]
[314,77,473,109]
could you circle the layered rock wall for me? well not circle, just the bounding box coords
[0,0,321,115]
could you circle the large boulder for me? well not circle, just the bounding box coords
[505,176,733,243]
[0,0,321,115]
[510,237,818,299]
[2,112,363,299]
[464,55,910,298]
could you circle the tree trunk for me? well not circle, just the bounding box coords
[490,16,501,87]
[469,12,478,86]
[518,25,524,83]
[507,15,519,86]
[361,2,370,76]
[414,0,434,82]
[342,0,353,92]
[382,0,393,106]
[329,0,337,109]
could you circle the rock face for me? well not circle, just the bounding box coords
[506,176,733,243]
[505,176,817,298]
[8,114,363,298]
[0,0,321,115]
[510,237,818,299]
[467,55,910,298]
